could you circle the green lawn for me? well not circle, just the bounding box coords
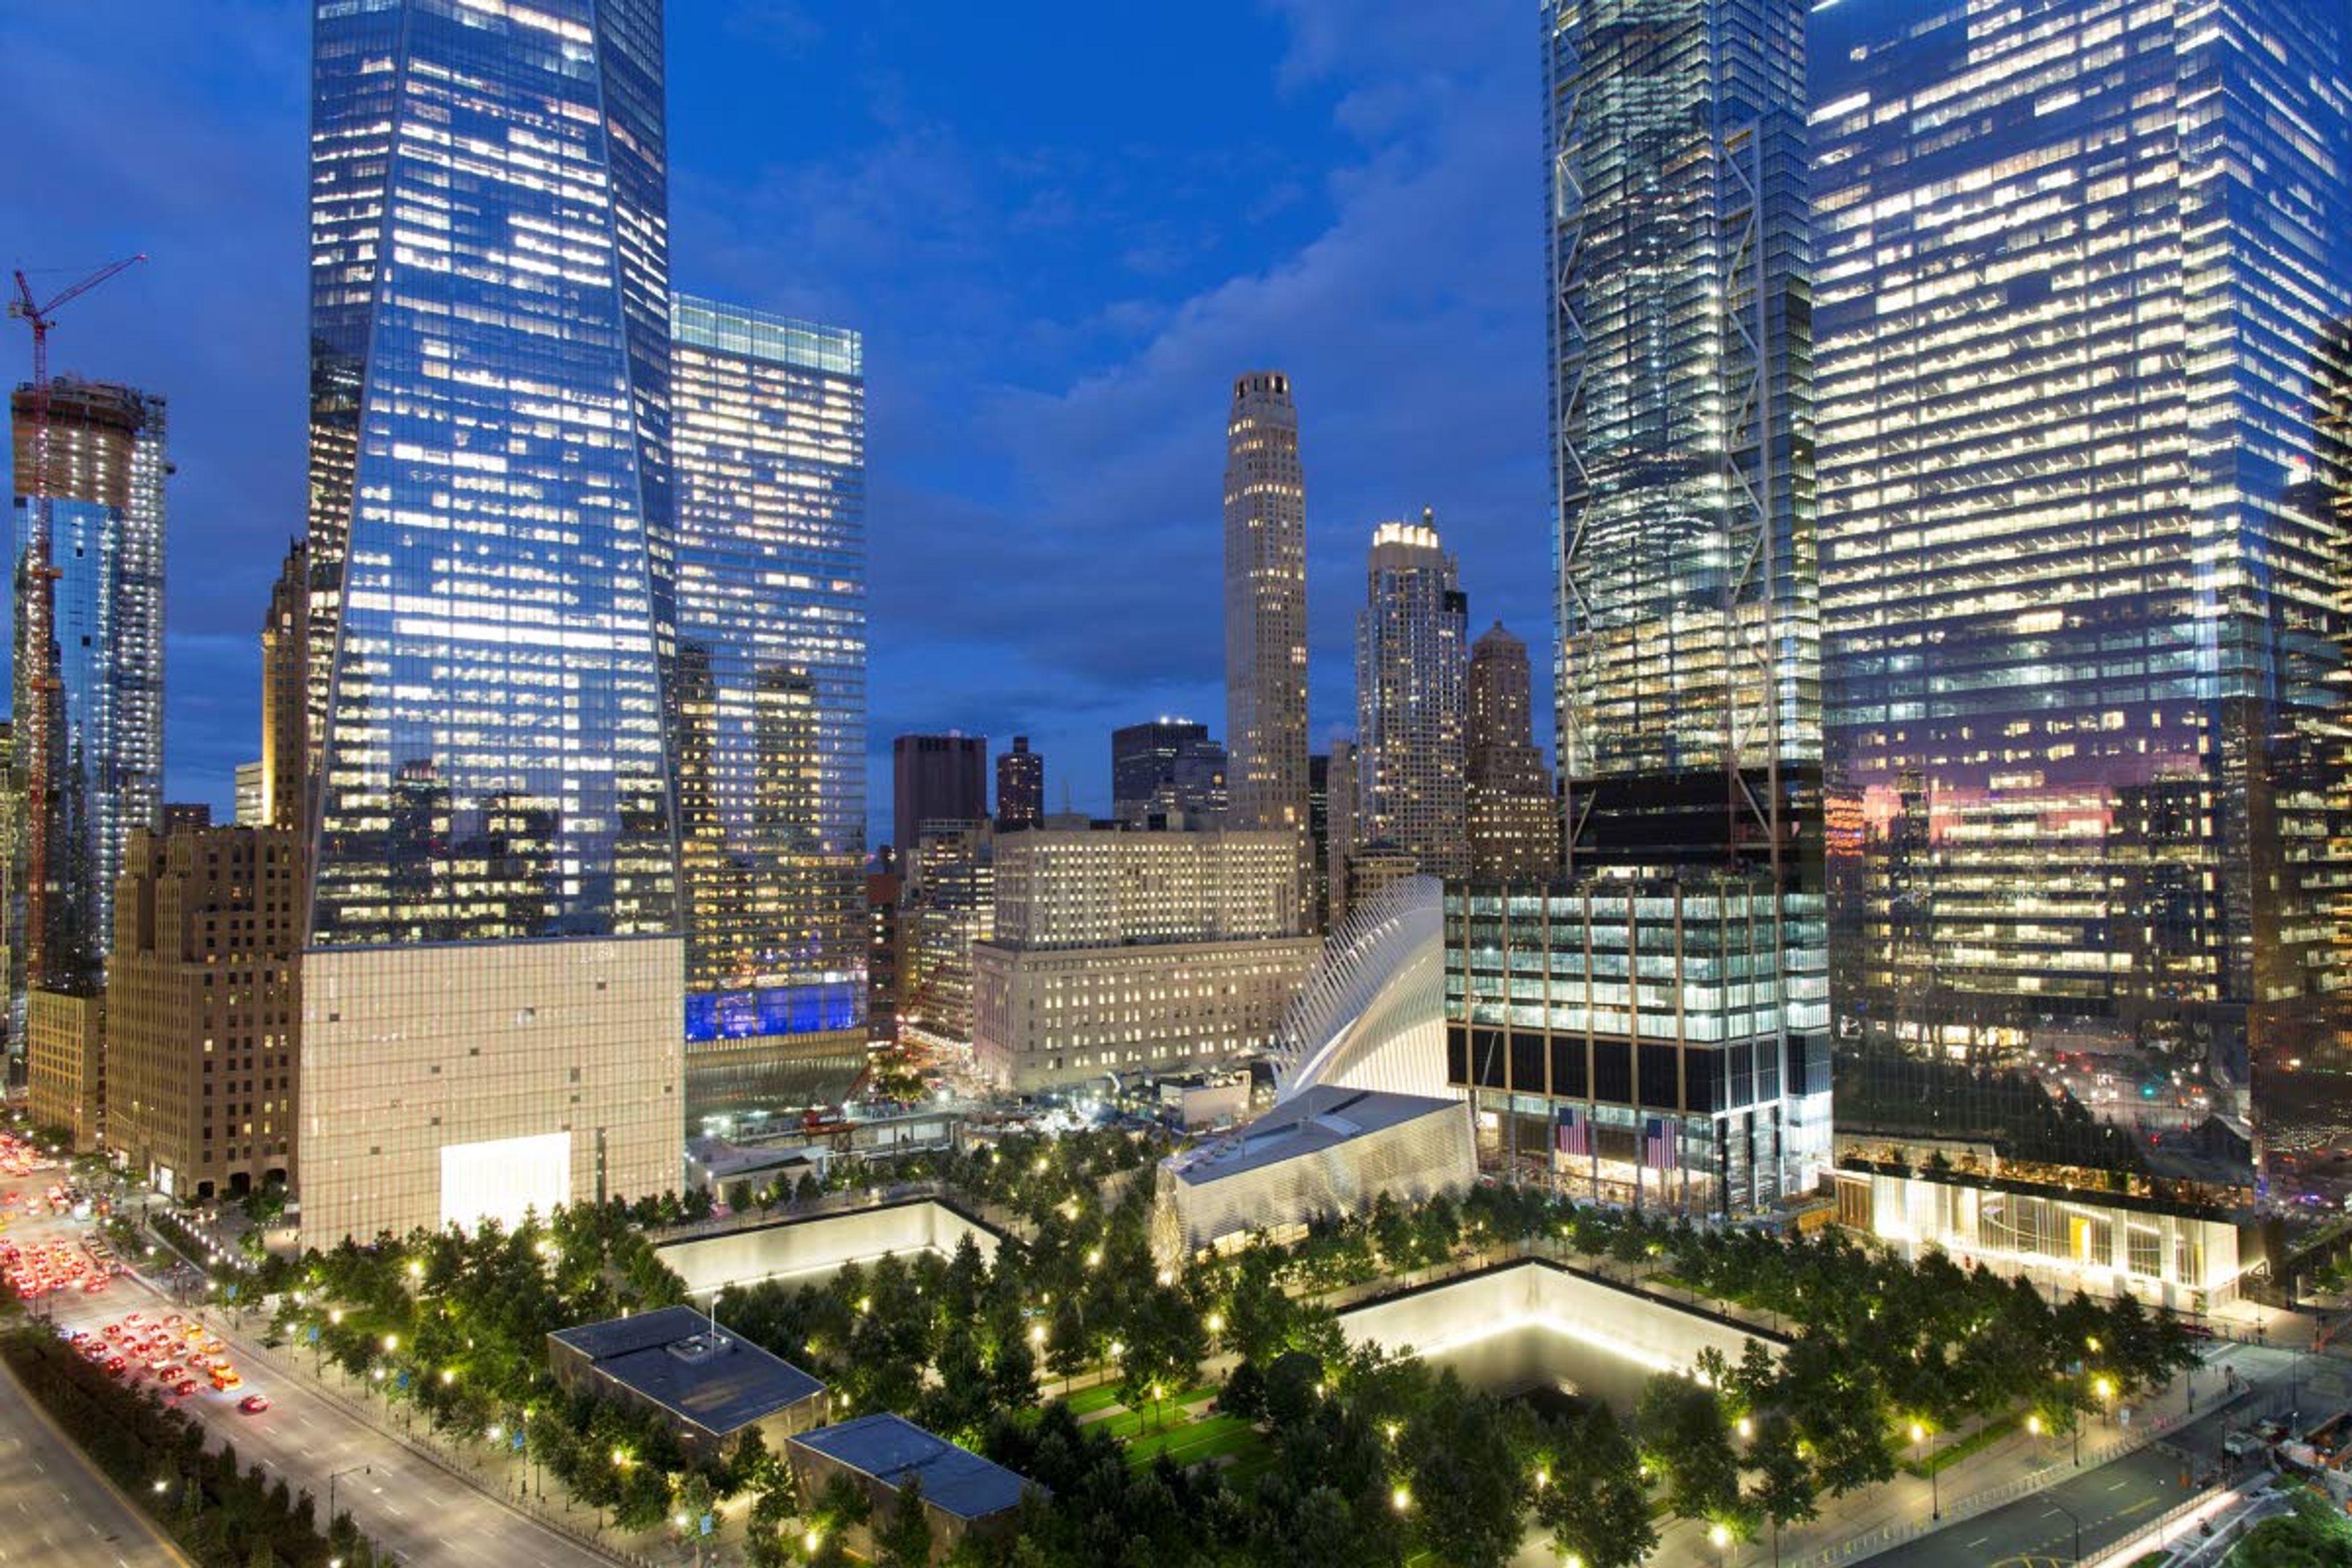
[1059,1384,1124,1417]
[1091,1386,1221,1441]
[1124,1414,1265,1472]
[1900,1412,2021,1478]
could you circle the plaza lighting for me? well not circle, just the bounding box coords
[1391,1485,1411,1512]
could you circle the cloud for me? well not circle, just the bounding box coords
[6,2,1556,837]
[837,0,1550,835]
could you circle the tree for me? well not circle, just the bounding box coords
[1535,1402,1656,1568]
[1404,1384,1524,1568]
[971,1320,1030,1403]
[1747,1408,1818,1547]
[875,1477,934,1568]
[1637,1373,1741,1523]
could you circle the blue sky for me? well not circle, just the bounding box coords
[0,1,1550,845]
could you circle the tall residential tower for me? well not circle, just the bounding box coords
[1354,514,1469,880]
[1224,371,1310,914]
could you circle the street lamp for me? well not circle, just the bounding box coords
[1708,1521,1732,1567]
[2045,1494,2082,1564]
[328,1464,369,1529]
[1909,1421,1939,1520]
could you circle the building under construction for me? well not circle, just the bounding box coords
[10,377,167,1136]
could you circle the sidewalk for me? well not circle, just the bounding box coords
[1596,1346,2254,1568]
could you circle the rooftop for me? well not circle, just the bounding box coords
[791,1413,1031,1520]
[551,1305,825,1438]
[1165,1085,1463,1186]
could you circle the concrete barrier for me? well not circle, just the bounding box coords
[656,1198,1002,1298]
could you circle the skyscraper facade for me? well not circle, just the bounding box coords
[1547,0,1819,873]
[1306,750,1332,932]
[301,0,684,1243]
[1444,0,1826,1219]
[260,540,307,834]
[669,295,867,1125]
[9,379,167,1008]
[1224,371,1310,912]
[996,736,1043,833]
[1110,720,1227,828]
[892,734,987,859]
[1814,0,2352,1253]
[108,824,303,1201]
[1354,514,1469,880]
[1324,737,1361,928]
[1466,622,1559,881]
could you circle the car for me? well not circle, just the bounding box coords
[2225,1431,2260,1457]
[102,1356,125,1376]
[101,1324,123,1338]
[155,1365,183,1382]
[123,1313,141,1325]
[236,1395,270,1414]
[81,1277,106,1293]
[169,1378,197,1397]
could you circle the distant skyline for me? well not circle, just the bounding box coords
[0,1,1552,848]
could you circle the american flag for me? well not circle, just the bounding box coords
[1642,1117,1675,1170]
[1555,1105,1588,1158]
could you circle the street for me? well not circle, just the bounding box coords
[1868,1343,2326,1568]
[0,1354,184,1568]
[10,1202,612,1568]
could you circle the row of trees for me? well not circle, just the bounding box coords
[251,1123,2204,1568]
[1,1323,388,1567]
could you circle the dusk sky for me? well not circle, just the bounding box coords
[2,1,1551,845]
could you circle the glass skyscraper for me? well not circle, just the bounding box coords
[301,0,684,1245]
[1446,0,1827,1219]
[1814,0,2352,1228]
[1547,0,1819,875]
[669,295,867,1124]
[307,0,676,946]
[9,379,167,1000]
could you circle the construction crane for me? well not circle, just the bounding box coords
[7,254,145,992]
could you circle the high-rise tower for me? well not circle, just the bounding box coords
[996,736,1043,833]
[669,296,868,1126]
[1445,0,1825,1219]
[1548,0,1819,876]
[9,379,166,1002]
[1814,0,2352,1279]
[1224,371,1310,911]
[300,0,684,1244]
[1354,513,1469,880]
[892,734,987,858]
[1466,623,1559,881]
[259,540,307,835]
